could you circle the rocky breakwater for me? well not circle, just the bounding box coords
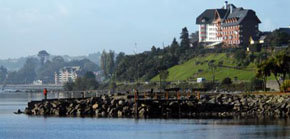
[24,94,290,119]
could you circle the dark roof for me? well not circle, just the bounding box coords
[252,36,259,41]
[278,28,290,35]
[216,9,228,19]
[196,9,216,24]
[222,9,261,27]
[196,3,261,26]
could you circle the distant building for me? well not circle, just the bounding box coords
[249,31,271,45]
[33,80,43,85]
[196,1,261,47]
[197,78,206,83]
[55,66,81,85]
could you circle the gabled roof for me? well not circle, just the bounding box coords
[216,9,228,19]
[221,9,261,27]
[196,3,261,26]
[196,9,216,24]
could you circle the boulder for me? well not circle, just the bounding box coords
[118,100,124,106]
[92,104,99,110]
[117,110,123,117]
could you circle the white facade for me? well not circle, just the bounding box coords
[199,24,222,43]
[55,66,80,85]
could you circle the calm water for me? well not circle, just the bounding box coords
[0,92,290,139]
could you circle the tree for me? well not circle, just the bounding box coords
[12,58,39,84]
[208,60,217,84]
[159,70,169,89]
[269,51,290,89]
[256,50,290,91]
[234,49,246,62]
[0,66,8,83]
[190,31,199,45]
[151,46,157,54]
[170,38,179,56]
[107,50,115,77]
[64,71,99,91]
[101,50,108,77]
[63,82,74,91]
[115,52,125,66]
[160,70,169,81]
[256,60,271,91]
[100,50,115,79]
[222,77,232,85]
[180,27,190,48]
[38,50,50,65]
[255,51,268,65]
[266,30,290,46]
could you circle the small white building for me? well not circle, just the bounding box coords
[55,66,81,85]
[33,80,43,85]
[197,78,206,83]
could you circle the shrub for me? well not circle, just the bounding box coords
[202,82,215,91]
[281,80,290,92]
[222,77,232,85]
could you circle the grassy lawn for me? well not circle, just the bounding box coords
[152,53,273,82]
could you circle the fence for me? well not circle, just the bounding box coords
[27,90,109,101]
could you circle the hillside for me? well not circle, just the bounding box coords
[0,52,101,71]
[152,53,259,82]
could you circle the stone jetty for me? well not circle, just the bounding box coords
[24,93,290,119]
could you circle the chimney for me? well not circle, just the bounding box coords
[224,1,228,9]
[230,5,233,13]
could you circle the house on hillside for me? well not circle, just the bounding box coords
[249,31,271,45]
[196,1,261,47]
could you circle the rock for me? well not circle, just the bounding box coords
[117,110,123,117]
[22,93,290,119]
[208,98,216,104]
[14,109,23,114]
[118,100,124,106]
[101,111,107,117]
[187,101,194,107]
[92,104,99,110]
[277,97,285,103]
[138,108,146,118]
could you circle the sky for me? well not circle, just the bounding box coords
[0,0,289,59]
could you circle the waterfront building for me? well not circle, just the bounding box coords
[55,66,81,85]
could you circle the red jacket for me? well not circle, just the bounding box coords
[43,89,47,95]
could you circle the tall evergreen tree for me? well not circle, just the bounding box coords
[100,50,115,79]
[100,50,108,77]
[37,50,49,65]
[170,38,179,56]
[180,27,190,48]
[107,50,115,77]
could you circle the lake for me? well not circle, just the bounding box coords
[0,92,290,139]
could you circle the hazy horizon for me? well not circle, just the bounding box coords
[1,0,289,59]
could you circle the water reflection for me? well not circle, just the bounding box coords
[0,92,289,139]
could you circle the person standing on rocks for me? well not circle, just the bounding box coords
[43,88,48,100]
